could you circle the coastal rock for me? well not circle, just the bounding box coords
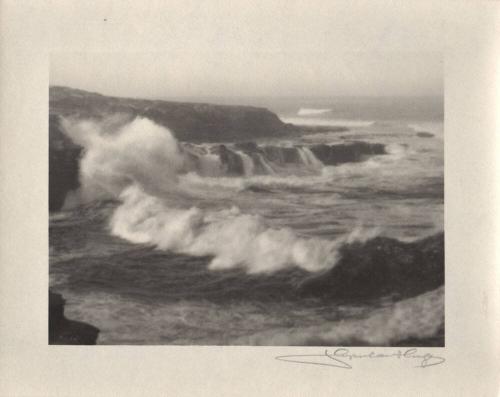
[49,290,99,345]
[261,146,301,164]
[50,86,295,142]
[48,88,390,211]
[214,144,245,175]
[298,233,444,300]
[233,141,260,152]
[49,114,82,212]
[310,141,386,165]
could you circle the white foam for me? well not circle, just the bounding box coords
[236,151,255,176]
[61,283,442,345]
[256,153,276,174]
[110,185,347,273]
[281,117,374,127]
[64,116,380,274]
[297,108,332,116]
[237,286,444,345]
[301,147,324,169]
[62,117,185,201]
[197,153,223,177]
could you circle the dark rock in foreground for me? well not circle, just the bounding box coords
[49,290,99,345]
[299,232,444,300]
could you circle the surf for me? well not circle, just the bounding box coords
[60,116,384,274]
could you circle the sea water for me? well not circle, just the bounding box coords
[49,96,444,345]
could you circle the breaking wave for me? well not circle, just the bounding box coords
[61,116,380,274]
[53,112,444,346]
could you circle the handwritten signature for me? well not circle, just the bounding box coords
[275,348,445,369]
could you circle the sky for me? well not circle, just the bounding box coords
[49,1,444,98]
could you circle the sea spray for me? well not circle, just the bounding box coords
[236,151,255,176]
[238,286,444,345]
[256,153,276,174]
[196,153,224,177]
[64,116,380,274]
[49,92,444,347]
[110,185,344,273]
[297,147,324,170]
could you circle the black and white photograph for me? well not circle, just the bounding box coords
[2,1,500,395]
[49,45,444,345]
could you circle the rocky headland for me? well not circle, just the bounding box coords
[49,87,388,211]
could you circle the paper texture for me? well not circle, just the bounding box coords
[0,1,499,395]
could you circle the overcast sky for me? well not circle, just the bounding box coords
[50,1,444,98]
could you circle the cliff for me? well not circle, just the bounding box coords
[50,86,294,142]
[49,86,298,211]
[49,88,388,212]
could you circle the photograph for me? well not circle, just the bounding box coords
[49,49,444,346]
[2,1,500,396]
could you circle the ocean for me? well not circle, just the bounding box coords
[49,96,444,345]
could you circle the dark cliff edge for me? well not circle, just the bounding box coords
[50,86,295,142]
[49,114,82,212]
[49,290,99,345]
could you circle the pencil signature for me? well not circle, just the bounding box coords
[275,348,445,369]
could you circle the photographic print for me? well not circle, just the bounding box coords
[48,24,444,347]
[48,52,444,346]
[5,1,500,395]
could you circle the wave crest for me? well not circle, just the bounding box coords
[63,116,380,274]
[111,185,379,273]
